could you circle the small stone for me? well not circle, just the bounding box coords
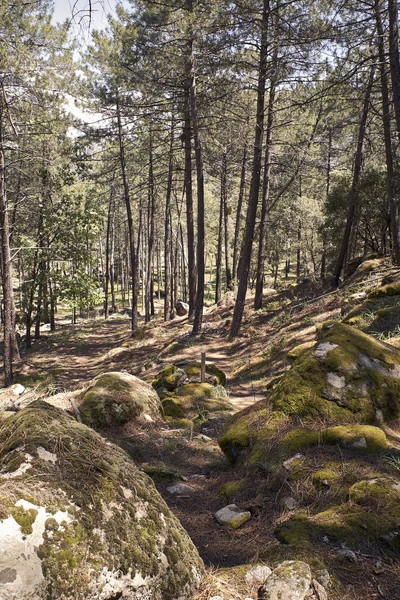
[10,384,25,396]
[313,579,328,600]
[337,546,358,562]
[258,561,312,600]
[209,596,224,600]
[351,437,367,449]
[245,565,272,587]
[166,483,195,495]
[214,504,251,529]
[281,497,297,511]
[283,453,304,471]
[315,569,331,588]
[176,300,189,316]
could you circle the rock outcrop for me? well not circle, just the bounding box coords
[0,402,203,600]
[79,371,162,428]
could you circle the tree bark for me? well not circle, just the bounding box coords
[183,28,196,319]
[232,145,247,288]
[254,62,276,310]
[116,89,138,331]
[0,108,19,384]
[230,0,270,337]
[375,0,400,264]
[333,65,375,285]
[164,118,174,321]
[388,0,400,141]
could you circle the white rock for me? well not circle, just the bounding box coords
[166,483,195,495]
[244,565,272,586]
[314,342,338,359]
[0,499,71,600]
[283,453,304,471]
[10,384,25,396]
[214,504,251,529]
[351,437,367,449]
[326,372,346,389]
[313,579,328,600]
[209,596,224,600]
[281,497,297,511]
[258,561,312,600]
[36,447,57,463]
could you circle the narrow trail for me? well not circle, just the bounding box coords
[18,315,264,411]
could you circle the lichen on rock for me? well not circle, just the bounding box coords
[78,371,162,428]
[0,401,203,600]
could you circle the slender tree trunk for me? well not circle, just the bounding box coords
[104,179,115,319]
[190,55,206,334]
[254,63,276,310]
[116,89,138,331]
[215,177,224,304]
[232,145,247,287]
[375,0,400,265]
[0,111,19,384]
[222,153,232,291]
[146,131,155,324]
[164,118,174,321]
[321,127,332,281]
[184,35,196,319]
[333,66,375,285]
[230,0,270,337]
[388,0,400,141]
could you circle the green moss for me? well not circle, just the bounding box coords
[176,383,214,400]
[281,429,321,452]
[79,371,161,428]
[368,281,400,298]
[161,397,185,418]
[152,364,184,392]
[287,341,315,360]
[219,480,245,502]
[349,478,400,507]
[141,465,183,482]
[11,505,38,534]
[312,469,339,487]
[323,425,388,453]
[0,401,204,599]
[275,514,310,546]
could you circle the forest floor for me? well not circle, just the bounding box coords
[4,263,400,599]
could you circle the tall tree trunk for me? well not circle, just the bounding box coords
[146,131,155,323]
[104,178,115,319]
[232,144,247,287]
[321,127,332,281]
[388,0,400,141]
[215,177,224,304]
[116,89,138,331]
[0,110,19,384]
[184,33,196,319]
[375,0,400,265]
[164,118,174,321]
[254,62,276,310]
[222,153,232,291]
[333,66,375,285]
[190,51,206,335]
[230,0,270,337]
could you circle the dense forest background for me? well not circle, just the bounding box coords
[2,0,400,385]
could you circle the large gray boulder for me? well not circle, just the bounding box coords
[79,371,162,428]
[0,402,203,600]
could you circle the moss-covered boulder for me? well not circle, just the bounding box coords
[152,364,187,393]
[152,362,226,397]
[275,477,400,553]
[219,322,400,465]
[0,402,203,599]
[79,372,162,428]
